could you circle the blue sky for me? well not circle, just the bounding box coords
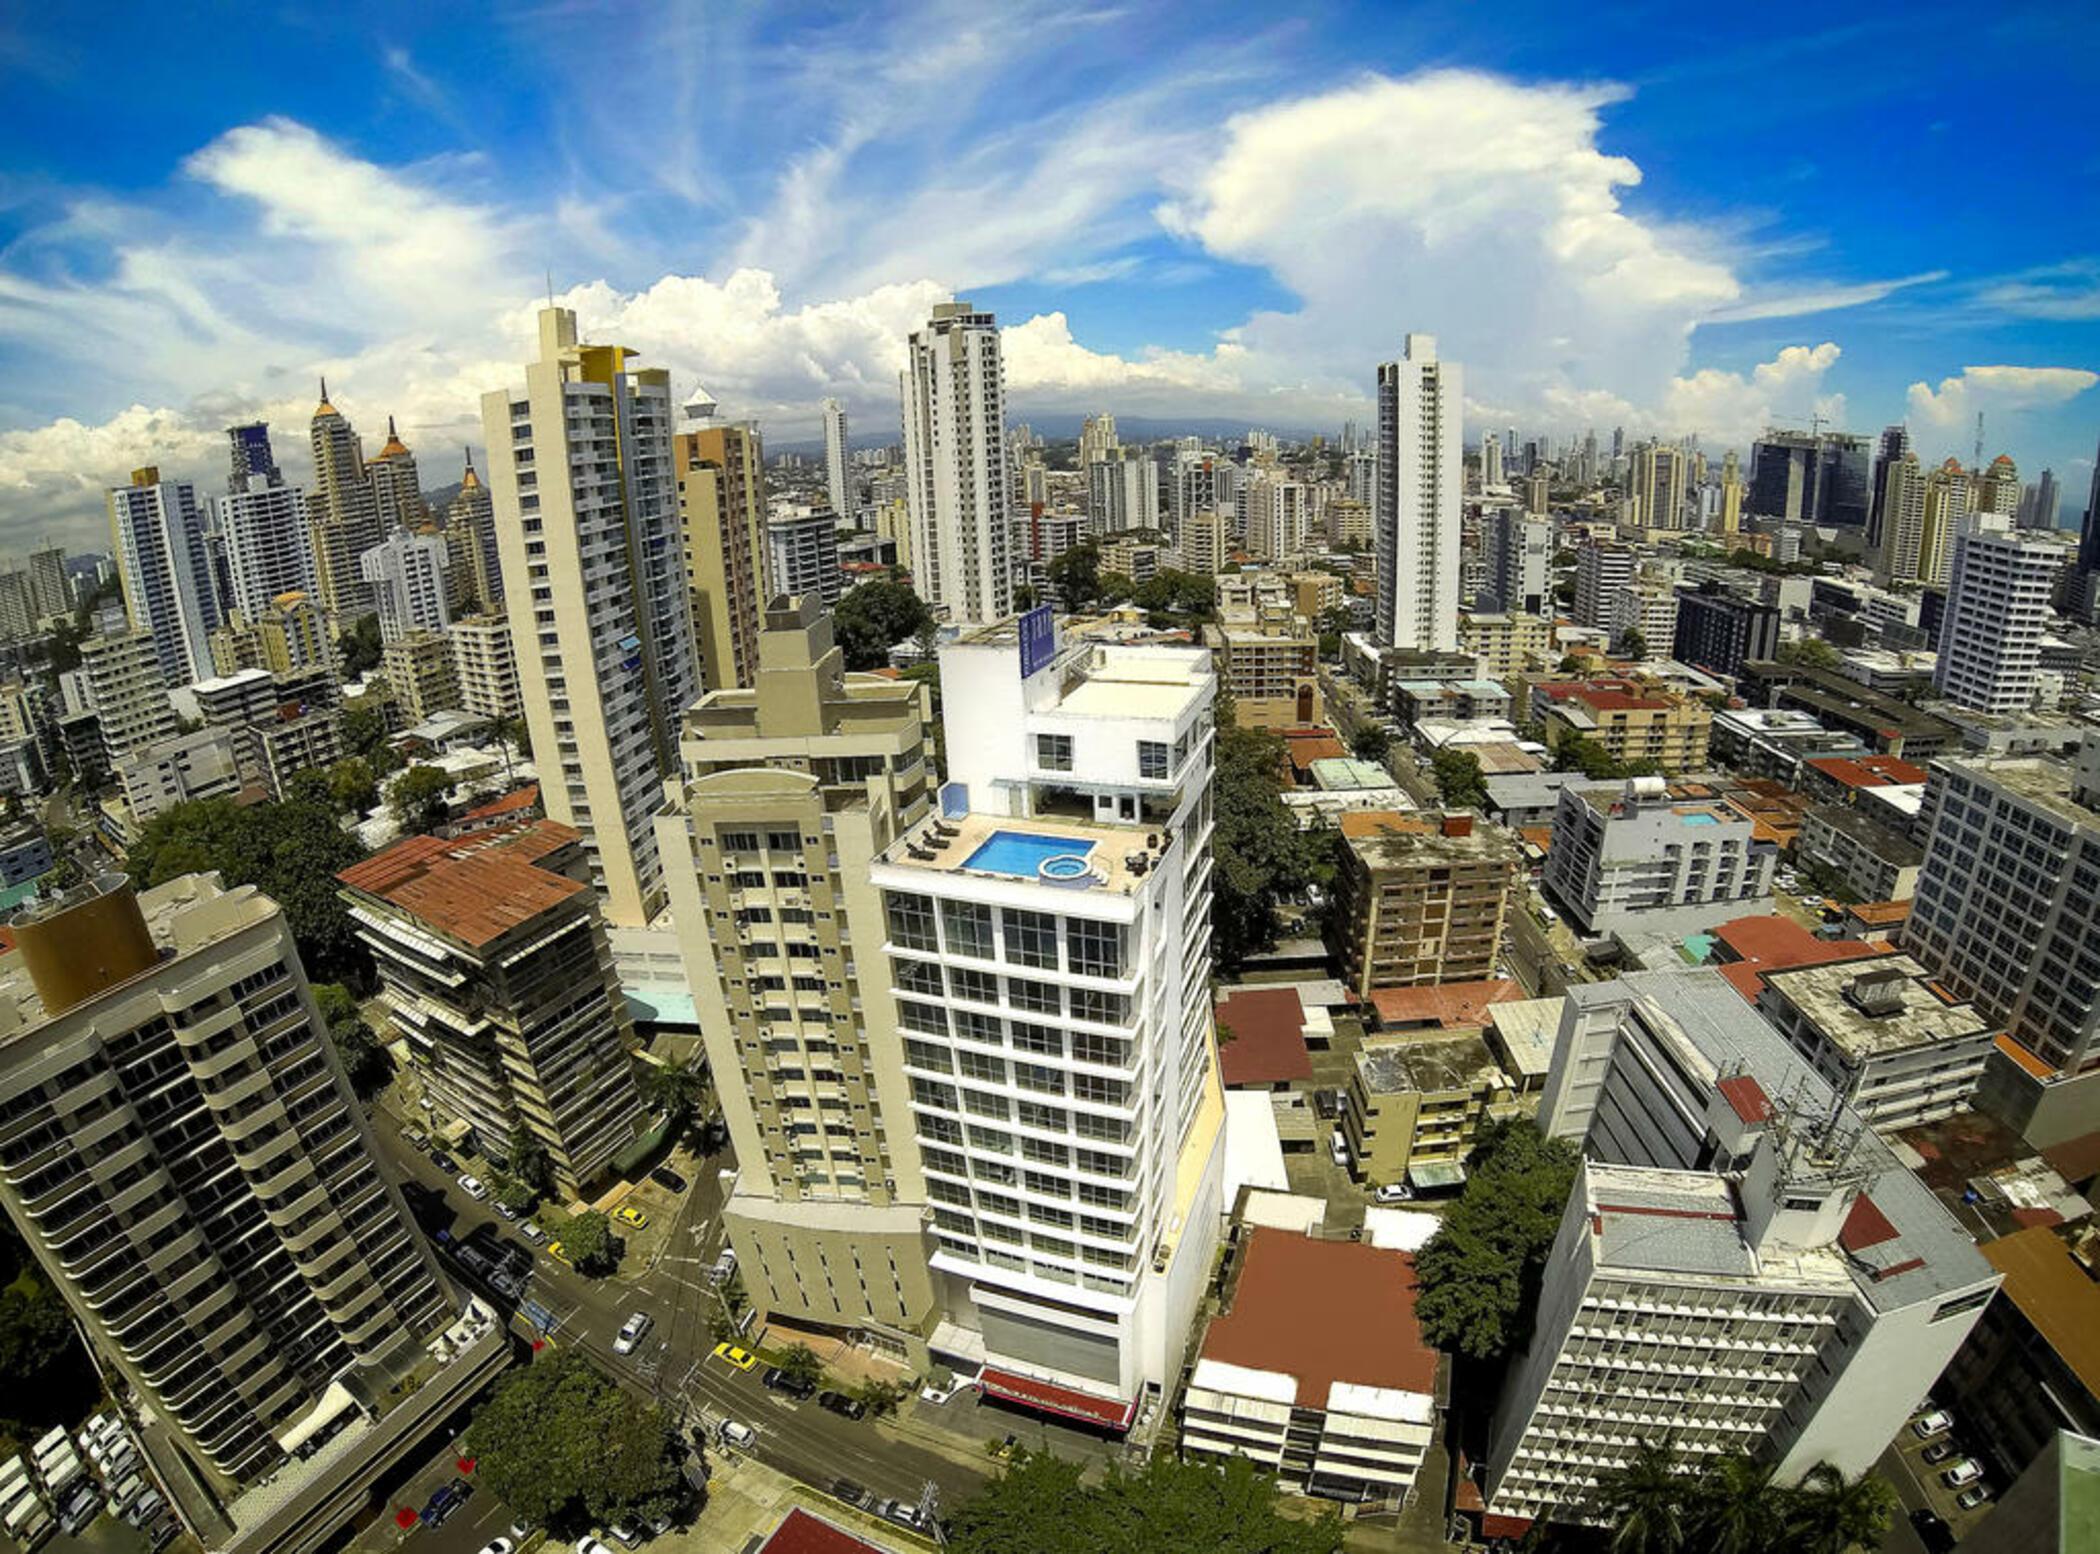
[2,1,2098,546]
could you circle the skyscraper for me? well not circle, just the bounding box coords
[1088,446,1161,533]
[1480,430,1504,487]
[307,382,383,622]
[442,450,503,610]
[822,396,851,520]
[1977,454,2021,520]
[218,462,316,623]
[1374,334,1461,652]
[367,415,428,531]
[1866,423,1910,551]
[656,597,940,1356]
[1079,412,1118,472]
[1874,450,1927,582]
[225,420,280,487]
[2081,432,2100,579]
[1917,457,1976,586]
[26,543,70,620]
[1627,442,1686,529]
[81,629,177,767]
[2029,467,2061,531]
[675,412,767,692]
[1749,429,1870,526]
[107,466,221,685]
[0,874,489,1528]
[358,529,452,642]
[901,300,1012,624]
[1717,447,1744,534]
[480,306,700,928]
[1933,529,2058,713]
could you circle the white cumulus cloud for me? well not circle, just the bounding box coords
[1906,365,2099,430]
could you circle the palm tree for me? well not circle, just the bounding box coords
[1783,1463,1899,1554]
[638,1052,707,1117]
[1691,1452,1779,1554]
[1589,1440,1686,1554]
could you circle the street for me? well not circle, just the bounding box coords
[360,1103,993,1544]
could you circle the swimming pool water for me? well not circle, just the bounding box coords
[1680,813,1721,826]
[961,829,1092,877]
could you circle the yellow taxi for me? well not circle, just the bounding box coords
[712,1342,758,1372]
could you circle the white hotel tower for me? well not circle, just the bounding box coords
[870,617,1226,1430]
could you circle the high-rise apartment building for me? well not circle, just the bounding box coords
[1717,448,1744,534]
[1483,507,1550,616]
[1327,811,1518,996]
[871,620,1224,1427]
[0,875,494,1549]
[1933,529,2058,713]
[1202,607,1321,729]
[449,613,522,721]
[1627,443,1687,529]
[210,591,336,678]
[1917,458,1975,586]
[381,629,459,722]
[1242,472,1309,560]
[765,508,845,610]
[2029,467,2061,532]
[1672,581,1781,677]
[675,416,767,692]
[366,417,428,531]
[822,397,851,519]
[901,300,1011,624]
[342,822,646,1194]
[1481,430,1504,487]
[26,544,69,620]
[481,306,700,928]
[1749,428,1870,526]
[307,382,383,622]
[1873,449,1927,582]
[1572,539,1635,629]
[1976,454,2021,520]
[1180,510,1231,576]
[1483,972,1998,1535]
[1542,776,1768,936]
[81,629,178,767]
[225,420,280,487]
[217,472,315,622]
[1903,737,2100,1078]
[1079,413,1118,472]
[443,451,503,610]
[1375,335,1461,652]
[1087,447,1161,534]
[655,596,939,1353]
[1866,424,1910,549]
[358,529,452,643]
[108,466,221,686]
[1607,575,1678,655]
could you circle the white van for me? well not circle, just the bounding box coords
[718,1419,757,1451]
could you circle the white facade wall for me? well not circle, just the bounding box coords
[359,530,453,643]
[901,302,1011,624]
[1934,531,2058,714]
[1375,335,1461,652]
[108,477,220,686]
[217,481,316,621]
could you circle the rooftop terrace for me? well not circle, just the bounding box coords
[1762,957,1993,1058]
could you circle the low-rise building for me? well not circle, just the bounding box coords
[1798,803,1925,902]
[1799,754,1931,810]
[1543,777,1776,937]
[449,613,521,721]
[0,824,52,889]
[1756,958,1993,1128]
[1205,608,1321,728]
[117,726,246,825]
[1740,659,1960,759]
[1183,1228,1439,1503]
[1459,612,1552,678]
[1328,812,1519,996]
[1672,580,1781,677]
[1709,707,1866,783]
[1394,678,1512,729]
[1342,1034,1516,1189]
[1532,678,1712,772]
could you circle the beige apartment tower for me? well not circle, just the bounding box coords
[675,419,769,692]
[449,612,522,721]
[341,822,645,1194]
[1328,811,1520,996]
[0,875,474,1516]
[656,595,939,1357]
[381,628,458,722]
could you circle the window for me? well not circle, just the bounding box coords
[943,900,996,960]
[1018,1101,1069,1133]
[1066,919,1125,979]
[963,1088,1010,1120]
[897,960,943,999]
[1009,978,1060,1015]
[1070,987,1129,1024]
[1014,1062,1065,1096]
[951,968,999,1004]
[1011,1023,1062,1058]
[720,830,761,853]
[1138,740,1169,779]
[956,1009,1003,1045]
[886,893,938,951]
[898,1000,947,1035]
[1036,733,1073,771]
[958,1051,1007,1085]
[1003,909,1059,969]
[1072,1033,1130,1068]
[765,829,800,852]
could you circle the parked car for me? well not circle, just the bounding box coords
[1955,1485,1992,1511]
[613,1312,653,1356]
[614,1204,649,1230]
[829,1478,870,1508]
[518,1219,546,1243]
[1909,1508,1955,1553]
[1922,1441,1957,1465]
[431,1150,458,1173]
[1942,1460,1982,1488]
[877,1499,927,1531]
[1329,1130,1350,1167]
[1311,1090,1341,1121]
[717,1420,757,1451]
[458,1173,490,1201]
[494,1199,519,1221]
[707,1248,739,1285]
[1912,1409,1952,1438]
[607,1524,640,1549]
[712,1343,758,1371]
[573,1540,616,1554]
[421,1480,469,1527]
[817,1390,868,1420]
[649,1166,688,1194]
[762,1366,816,1400]
[476,1540,516,1554]
[404,1126,429,1151]
[1373,1182,1414,1204]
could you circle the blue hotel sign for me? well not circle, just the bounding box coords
[1018,604,1057,678]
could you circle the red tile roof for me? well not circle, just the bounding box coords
[1368,979,1525,1031]
[1710,915,1890,1001]
[338,820,586,950]
[1807,755,1930,789]
[462,783,540,821]
[1717,1074,1773,1124]
[1200,1229,1438,1407]
[759,1508,892,1554]
[1838,1194,1900,1252]
[1214,987,1313,1087]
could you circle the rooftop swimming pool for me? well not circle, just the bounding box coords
[960,829,1095,879]
[1680,813,1721,826]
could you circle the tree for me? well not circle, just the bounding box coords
[313,982,392,1098]
[1556,653,1591,674]
[463,1349,681,1534]
[1692,1453,1781,1554]
[1212,713,1328,969]
[1618,627,1649,660]
[496,714,534,760]
[1413,1119,1581,1360]
[1350,724,1391,764]
[0,1229,102,1440]
[128,797,371,986]
[1431,747,1488,809]
[389,765,453,835]
[497,1126,553,1211]
[327,757,380,817]
[947,1450,1342,1554]
[1552,733,1622,780]
[773,1342,824,1386]
[338,613,385,677]
[638,1053,707,1117]
[557,1209,619,1275]
[854,1377,907,1417]
[1314,605,1354,660]
[834,580,934,670]
[1782,1463,1898,1554]
[1776,636,1843,671]
[1590,1440,1688,1554]
[342,701,393,762]
[1011,583,1040,610]
[1047,542,1102,612]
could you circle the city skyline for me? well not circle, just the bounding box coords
[0,3,2097,549]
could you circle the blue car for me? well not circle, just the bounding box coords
[422,1477,473,1527]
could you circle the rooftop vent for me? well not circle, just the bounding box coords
[1844,965,1909,1019]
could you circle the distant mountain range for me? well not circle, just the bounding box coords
[769,412,1327,458]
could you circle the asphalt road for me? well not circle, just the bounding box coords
[362,1106,988,1534]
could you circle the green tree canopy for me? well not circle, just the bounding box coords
[834,580,934,670]
[1430,747,1488,810]
[388,765,453,835]
[0,1226,102,1441]
[557,1209,620,1276]
[327,757,380,816]
[463,1350,681,1534]
[637,1053,707,1117]
[1413,1118,1581,1360]
[773,1342,824,1384]
[338,613,385,677]
[1552,733,1623,780]
[1212,713,1331,969]
[1047,542,1103,612]
[1350,724,1391,764]
[1776,636,1843,670]
[1618,627,1649,659]
[948,1450,1342,1554]
[128,797,370,985]
[312,982,391,1098]
[1567,1444,1899,1554]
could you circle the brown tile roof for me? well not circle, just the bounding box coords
[2042,1131,2100,1187]
[1214,987,1313,1087]
[1339,810,1433,839]
[463,783,540,820]
[338,820,586,950]
[1200,1228,1438,1407]
[1807,754,1930,789]
[1717,1074,1774,1125]
[1982,1226,2100,1398]
[1845,900,1912,927]
[1369,979,1525,1031]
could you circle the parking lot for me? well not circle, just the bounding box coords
[1883,1403,1998,1547]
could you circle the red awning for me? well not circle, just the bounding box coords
[978,1368,1136,1431]
[1481,1511,1534,1538]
